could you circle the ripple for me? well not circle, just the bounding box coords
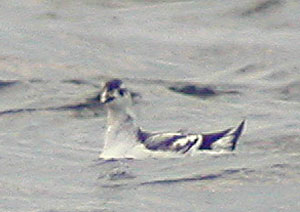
[0,108,38,116]
[0,80,18,89]
[0,102,104,117]
[169,84,240,98]
[140,167,256,186]
[108,170,136,181]
[140,173,222,186]
[279,81,300,102]
[241,0,283,16]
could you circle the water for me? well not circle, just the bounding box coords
[1,0,300,211]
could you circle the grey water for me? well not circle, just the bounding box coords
[0,0,300,211]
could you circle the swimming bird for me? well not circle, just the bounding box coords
[99,79,245,159]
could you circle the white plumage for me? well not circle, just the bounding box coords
[99,79,245,159]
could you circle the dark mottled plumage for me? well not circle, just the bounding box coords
[100,78,246,158]
[199,128,232,150]
[136,120,245,154]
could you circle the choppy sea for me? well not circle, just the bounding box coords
[0,0,299,211]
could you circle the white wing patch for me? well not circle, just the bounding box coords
[170,135,201,153]
[211,134,234,149]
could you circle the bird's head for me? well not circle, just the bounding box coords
[100,79,133,110]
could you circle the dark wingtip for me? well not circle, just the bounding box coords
[199,128,232,150]
[200,120,246,151]
[230,120,246,150]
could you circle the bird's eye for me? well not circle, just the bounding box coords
[119,89,126,96]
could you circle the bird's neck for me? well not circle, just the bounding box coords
[105,107,139,144]
[101,107,139,158]
[107,107,136,128]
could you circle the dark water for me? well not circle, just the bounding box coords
[0,0,299,211]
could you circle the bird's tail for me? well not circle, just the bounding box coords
[199,120,246,151]
[229,120,245,150]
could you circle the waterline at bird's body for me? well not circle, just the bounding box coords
[99,79,245,160]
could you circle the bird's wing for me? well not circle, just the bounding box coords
[142,132,200,153]
[137,120,245,153]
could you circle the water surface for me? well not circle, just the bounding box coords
[0,0,299,211]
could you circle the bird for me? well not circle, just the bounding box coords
[99,79,245,159]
